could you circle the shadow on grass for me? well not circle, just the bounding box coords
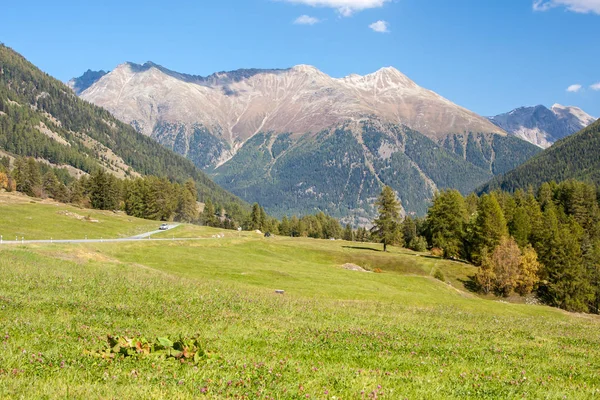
[458,275,480,293]
[421,255,472,265]
[342,246,382,252]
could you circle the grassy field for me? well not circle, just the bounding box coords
[1,198,600,398]
[0,192,159,240]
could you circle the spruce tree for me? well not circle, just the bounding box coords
[202,199,217,227]
[471,194,508,264]
[402,216,417,248]
[426,189,468,259]
[176,179,199,223]
[372,186,402,252]
[343,223,354,241]
[249,203,261,231]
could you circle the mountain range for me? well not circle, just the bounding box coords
[488,104,595,148]
[72,62,541,221]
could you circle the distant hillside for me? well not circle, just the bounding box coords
[0,44,248,216]
[480,118,600,193]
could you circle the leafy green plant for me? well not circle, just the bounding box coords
[90,334,207,364]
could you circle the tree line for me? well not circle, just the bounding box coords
[369,181,600,314]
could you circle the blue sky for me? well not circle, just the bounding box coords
[1,0,599,117]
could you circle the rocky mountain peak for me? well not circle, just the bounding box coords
[489,104,595,148]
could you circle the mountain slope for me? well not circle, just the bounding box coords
[211,120,496,221]
[77,62,507,166]
[480,118,600,193]
[0,44,248,215]
[73,61,540,218]
[488,104,595,148]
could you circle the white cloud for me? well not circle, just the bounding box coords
[591,82,600,90]
[282,0,390,17]
[567,84,583,92]
[369,20,389,33]
[533,0,600,14]
[294,15,321,24]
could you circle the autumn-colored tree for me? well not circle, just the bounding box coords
[0,171,8,190]
[490,237,522,296]
[475,247,495,295]
[515,245,540,296]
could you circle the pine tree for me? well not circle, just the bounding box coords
[509,206,531,248]
[176,179,199,223]
[402,216,417,248]
[426,189,468,259]
[343,223,354,241]
[42,171,60,199]
[202,198,217,227]
[372,186,402,252]
[471,194,508,264]
[89,169,119,210]
[250,203,262,231]
[279,216,291,236]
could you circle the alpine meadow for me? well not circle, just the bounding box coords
[1,1,600,399]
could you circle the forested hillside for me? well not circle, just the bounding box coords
[0,44,249,219]
[481,119,600,193]
[212,122,496,220]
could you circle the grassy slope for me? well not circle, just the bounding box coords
[1,205,600,398]
[0,193,158,240]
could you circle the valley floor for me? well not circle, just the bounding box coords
[1,196,599,399]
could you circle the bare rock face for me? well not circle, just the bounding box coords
[488,104,596,148]
[79,62,505,167]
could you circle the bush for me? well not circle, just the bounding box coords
[433,268,445,282]
[409,236,428,252]
[430,247,443,257]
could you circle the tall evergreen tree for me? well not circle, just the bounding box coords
[402,216,417,248]
[176,179,199,223]
[371,186,402,252]
[471,194,508,264]
[426,189,468,259]
[202,198,217,227]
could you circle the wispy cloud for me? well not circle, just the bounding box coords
[567,84,583,92]
[369,20,390,33]
[591,82,600,90]
[533,0,600,14]
[282,0,390,17]
[294,15,321,24]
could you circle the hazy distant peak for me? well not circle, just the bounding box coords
[489,104,595,148]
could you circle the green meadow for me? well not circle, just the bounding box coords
[0,193,159,240]
[1,195,599,399]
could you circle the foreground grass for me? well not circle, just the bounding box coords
[1,235,600,399]
[0,192,159,240]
